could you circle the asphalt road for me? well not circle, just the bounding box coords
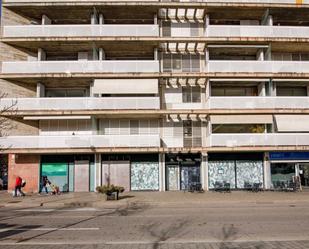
[1,201,309,249]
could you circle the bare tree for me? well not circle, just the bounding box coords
[0,92,17,146]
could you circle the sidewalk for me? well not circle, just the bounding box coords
[1,190,309,209]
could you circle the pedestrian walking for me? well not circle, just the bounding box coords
[40,175,51,194]
[14,176,25,197]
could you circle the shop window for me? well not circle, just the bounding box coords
[271,163,295,184]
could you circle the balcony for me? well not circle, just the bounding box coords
[207,25,309,39]
[0,97,160,111]
[165,103,205,109]
[0,135,160,149]
[207,97,309,109]
[207,61,309,74]
[209,134,309,147]
[0,61,159,74]
[2,25,159,38]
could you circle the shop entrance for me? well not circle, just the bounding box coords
[299,163,309,188]
[166,153,201,191]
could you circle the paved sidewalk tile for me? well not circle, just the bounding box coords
[2,241,309,249]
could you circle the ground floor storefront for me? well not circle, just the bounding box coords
[269,152,309,190]
[6,151,309,193]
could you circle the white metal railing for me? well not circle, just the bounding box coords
[0,97,160,110]
[165,102,205,109]
[0,135,160,149]
[209,134,309,147]
[207,97,309,109]
[207,25,309,38]
[162,137,184,148]
[1,61,159,74]
[3,25,159,38]
[207,61,309,73]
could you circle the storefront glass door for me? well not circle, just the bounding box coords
[180,163,200,190]
[166,164,180,191]
[299,163,309,188]
[41,163,69,192]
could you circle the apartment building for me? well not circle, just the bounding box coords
[1,0,309,193]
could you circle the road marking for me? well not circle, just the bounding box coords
[16,209,55,212]
[0,227,99,232]
[0,238,309,245]
[16,208,99,212]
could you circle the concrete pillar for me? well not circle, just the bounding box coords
[258,82,266,96]
[204,14,209,36]
[91,117,97,135]
[261,9,273,26]
[91,12,98,25]
[42,14,51,25]
[36,82,45,97]
[267,15,273,26]
[206,118,212,147]
[257,49,264,61]
[270,80,276,96]
[95,153,101,189]
[205,47,209,72]
[154,13,158,25]
[99,48,105,60]
[99,14,104,24]
[265,45,272,61]
[154,48,158,61]
[159,153,166,191]
[205,79,210,100]
[263,152,272,189]
[90,81,94,97]
[38,48,46,61]
[201,153,208,191]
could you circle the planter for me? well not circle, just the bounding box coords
[106,191,119,201]
[96,185,124,201]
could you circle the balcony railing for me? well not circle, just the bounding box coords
[207,97,309,109]
[1,61,159,74]
[207,61,309,73]
[207,25,309,39]
[2,25,159,38]
[0,97,160,111]
[164,102,205,109]
[0,135,160,149]
[209,134,309,147]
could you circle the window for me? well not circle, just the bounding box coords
[163,54,201,72]
[46,89,86,97]
[99,120,158,135]
[277,86,307,96]
[183,121,202,147]
[212,124,266,133]
[182,87,201,103]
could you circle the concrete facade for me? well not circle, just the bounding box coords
[1,0,309,192]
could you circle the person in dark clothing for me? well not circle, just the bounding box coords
[40,176,51,194]
[14,176,25,197]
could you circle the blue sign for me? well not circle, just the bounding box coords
[270,152,309,161]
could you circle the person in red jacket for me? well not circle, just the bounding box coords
[14,176,25,197]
